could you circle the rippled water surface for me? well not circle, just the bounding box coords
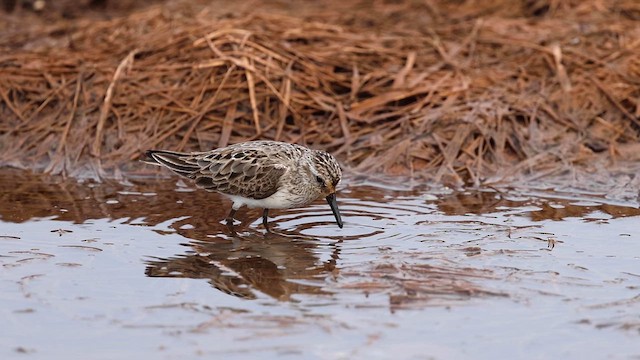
[1,169,639,359]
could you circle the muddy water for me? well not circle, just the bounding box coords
[1,169,639,359]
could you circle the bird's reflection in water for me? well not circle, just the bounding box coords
[145,214,342,301]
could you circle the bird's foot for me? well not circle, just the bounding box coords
[226,218,237,235]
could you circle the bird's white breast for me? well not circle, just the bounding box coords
[225,187,307,210]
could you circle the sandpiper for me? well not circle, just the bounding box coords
[144,141,343,231]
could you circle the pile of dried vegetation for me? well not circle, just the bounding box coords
[1,0,639,185]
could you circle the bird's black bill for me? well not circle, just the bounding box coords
[325,193,343,228]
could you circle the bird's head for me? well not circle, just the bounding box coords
[309,150,343,228]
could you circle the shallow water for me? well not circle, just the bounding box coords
[1,169,639,359]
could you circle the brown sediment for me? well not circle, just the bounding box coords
[0,0,639,184]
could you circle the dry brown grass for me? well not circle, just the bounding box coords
[1,0,639,184]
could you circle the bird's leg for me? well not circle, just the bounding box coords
[226,208,237,232]
[262,209,270,232]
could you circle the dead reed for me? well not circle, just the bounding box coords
[1,0,639,184]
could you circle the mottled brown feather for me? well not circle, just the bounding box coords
[147,142,298,200]
[193,154,286,200]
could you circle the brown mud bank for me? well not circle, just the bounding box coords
[1,0,640,186]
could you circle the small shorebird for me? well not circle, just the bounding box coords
[144,141,343,231]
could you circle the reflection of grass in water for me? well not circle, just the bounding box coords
[0,169,232,226]
[339,260,508,310]
[584,295,640,333]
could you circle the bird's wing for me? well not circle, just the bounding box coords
[194,147,288,199]
[146,146,289,199]
[144,150,202,178]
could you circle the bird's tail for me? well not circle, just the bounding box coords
[143,150,200,178]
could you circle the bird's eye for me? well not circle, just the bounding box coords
[316,175,325,186]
